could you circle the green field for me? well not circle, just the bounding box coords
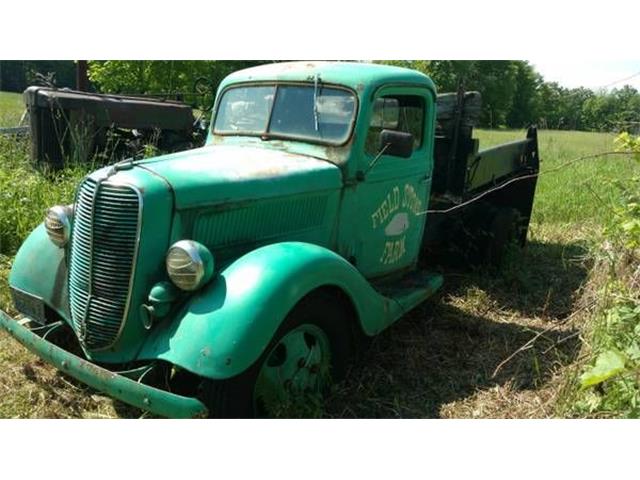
[0,91,25,127]
[479,129,624,228]
[0,121,637,417]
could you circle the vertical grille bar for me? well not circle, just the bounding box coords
[69,177,141,350]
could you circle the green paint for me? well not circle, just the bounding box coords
[2,62,444,416]
[136,242,430,378]
[9,224,70,321]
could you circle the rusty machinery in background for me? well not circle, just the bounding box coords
[23,61,214,170]
[24,87,205,169]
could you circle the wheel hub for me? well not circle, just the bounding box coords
[254,323,331,415]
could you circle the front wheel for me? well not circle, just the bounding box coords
[199,291,353,418]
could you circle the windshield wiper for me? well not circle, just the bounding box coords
[313,73,320,131]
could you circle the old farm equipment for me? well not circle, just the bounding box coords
[23,86,200,169]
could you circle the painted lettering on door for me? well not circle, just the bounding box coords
[371,184,424,265]
[380,236,406,265]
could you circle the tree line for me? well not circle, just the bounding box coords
[381,60,640,132]
[2,60,638,133]
[86,60,640,133]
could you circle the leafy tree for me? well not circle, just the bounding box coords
[86,60,640,133]
[507,62,543,128]
[87,60,270,108]
[378,60,521,128]
[562,88,594,130]
[534,82,564,129]
[610,86,640,131]
[378,60,640,133]
[582,93,618,131]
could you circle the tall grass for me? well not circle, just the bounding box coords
[0,91,25,128]
[0,136,88,256]
[476,129,634,229]
[0,135,89,315]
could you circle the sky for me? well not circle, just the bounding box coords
[530,59,640,91]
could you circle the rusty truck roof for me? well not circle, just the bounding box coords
[218,61,437,96]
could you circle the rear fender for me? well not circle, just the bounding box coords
[137,242,400,379]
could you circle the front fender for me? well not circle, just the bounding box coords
[137,242,400,379]
[9,224,71,321]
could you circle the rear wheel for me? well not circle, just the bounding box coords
[484,207,521,267]
[199,291,353,418]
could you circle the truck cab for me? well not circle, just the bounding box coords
[0,62,538,418]
[208,62,437,278]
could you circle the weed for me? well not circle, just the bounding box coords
[557,133,640,418]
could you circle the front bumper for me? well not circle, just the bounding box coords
[0,309,208,419]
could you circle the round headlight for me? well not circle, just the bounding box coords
[166,240,214,291]
[44,205,73,247]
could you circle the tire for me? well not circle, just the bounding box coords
[484,207,521,267]
[199,290,353,418]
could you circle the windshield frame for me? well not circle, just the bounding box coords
[212,81,359,147]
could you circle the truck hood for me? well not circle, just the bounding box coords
[136,145,343,209]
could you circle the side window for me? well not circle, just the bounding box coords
[365,95,425,156]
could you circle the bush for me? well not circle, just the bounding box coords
[565,133,640,417]
[87,60,269,110]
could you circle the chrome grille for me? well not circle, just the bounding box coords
[69,177,141,350]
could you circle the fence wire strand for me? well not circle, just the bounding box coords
[420,150,636,216]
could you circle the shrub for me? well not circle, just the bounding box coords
[567,133,640,417]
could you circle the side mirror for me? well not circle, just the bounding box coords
[379,129,414,158]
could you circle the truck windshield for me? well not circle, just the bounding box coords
[213,84,357,145]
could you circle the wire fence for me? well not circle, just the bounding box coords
[422,151,637,215]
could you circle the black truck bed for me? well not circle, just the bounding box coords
[422,91,540,265]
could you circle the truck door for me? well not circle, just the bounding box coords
[339,86,435,279]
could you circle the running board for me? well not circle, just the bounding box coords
[374,270,443,316]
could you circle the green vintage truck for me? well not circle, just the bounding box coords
[0,62,539,418]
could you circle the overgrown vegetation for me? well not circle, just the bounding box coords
[0,137,92,255]
[557,133,640,418]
